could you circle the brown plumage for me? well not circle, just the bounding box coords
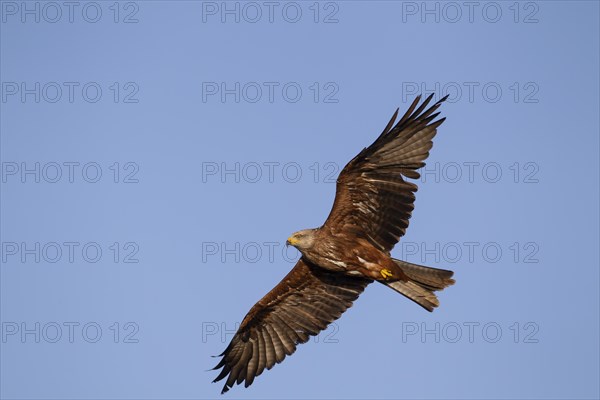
[212,94,455,394]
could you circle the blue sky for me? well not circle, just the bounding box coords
[1,1,599,399]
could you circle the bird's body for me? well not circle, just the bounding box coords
[290,227,405,280]
[212,94,456,394]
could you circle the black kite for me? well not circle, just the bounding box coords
[212,94,455,393]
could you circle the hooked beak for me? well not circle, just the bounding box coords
[286,236,296,247]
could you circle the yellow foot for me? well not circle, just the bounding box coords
[380,269,393,279]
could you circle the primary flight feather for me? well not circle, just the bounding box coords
[212,94,455,393]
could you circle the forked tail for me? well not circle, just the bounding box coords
[381,259,455,312]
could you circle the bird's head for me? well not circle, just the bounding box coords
[286,229,317,251]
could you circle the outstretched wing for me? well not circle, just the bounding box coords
[212,258,371,393]
[323,94,448,253]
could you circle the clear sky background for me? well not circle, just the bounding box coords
[1,1,599,399]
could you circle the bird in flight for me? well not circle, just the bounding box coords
[212,94,455,394]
